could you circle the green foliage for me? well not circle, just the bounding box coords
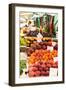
[20,60,27,69]
[20,60,27,75]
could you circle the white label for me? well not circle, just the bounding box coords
[50,68,58,77]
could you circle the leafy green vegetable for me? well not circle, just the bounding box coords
[20,69,23,75]
[20,60,27,75]
[20,60,27,69]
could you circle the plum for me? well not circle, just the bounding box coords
[42,45,47,50]
[27,47,34,56]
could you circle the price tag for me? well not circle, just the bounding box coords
[47,46,53,51]
[50,68,58,76]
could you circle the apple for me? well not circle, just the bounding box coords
[35,71,41,76]
[28,71,35,77]
[46,63,51,68]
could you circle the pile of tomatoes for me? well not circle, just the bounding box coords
[28,49,58,64]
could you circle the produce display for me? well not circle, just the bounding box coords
[28,49,58,64]
[19,12,58,78]
[20,12,58,38]
[28,61,58,77]
[27,42,51,55]
[27,47,58,77]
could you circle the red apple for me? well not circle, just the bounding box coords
[28,71,35,77]
[35,71,41,76]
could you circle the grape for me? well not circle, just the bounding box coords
[26,30,39,37]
